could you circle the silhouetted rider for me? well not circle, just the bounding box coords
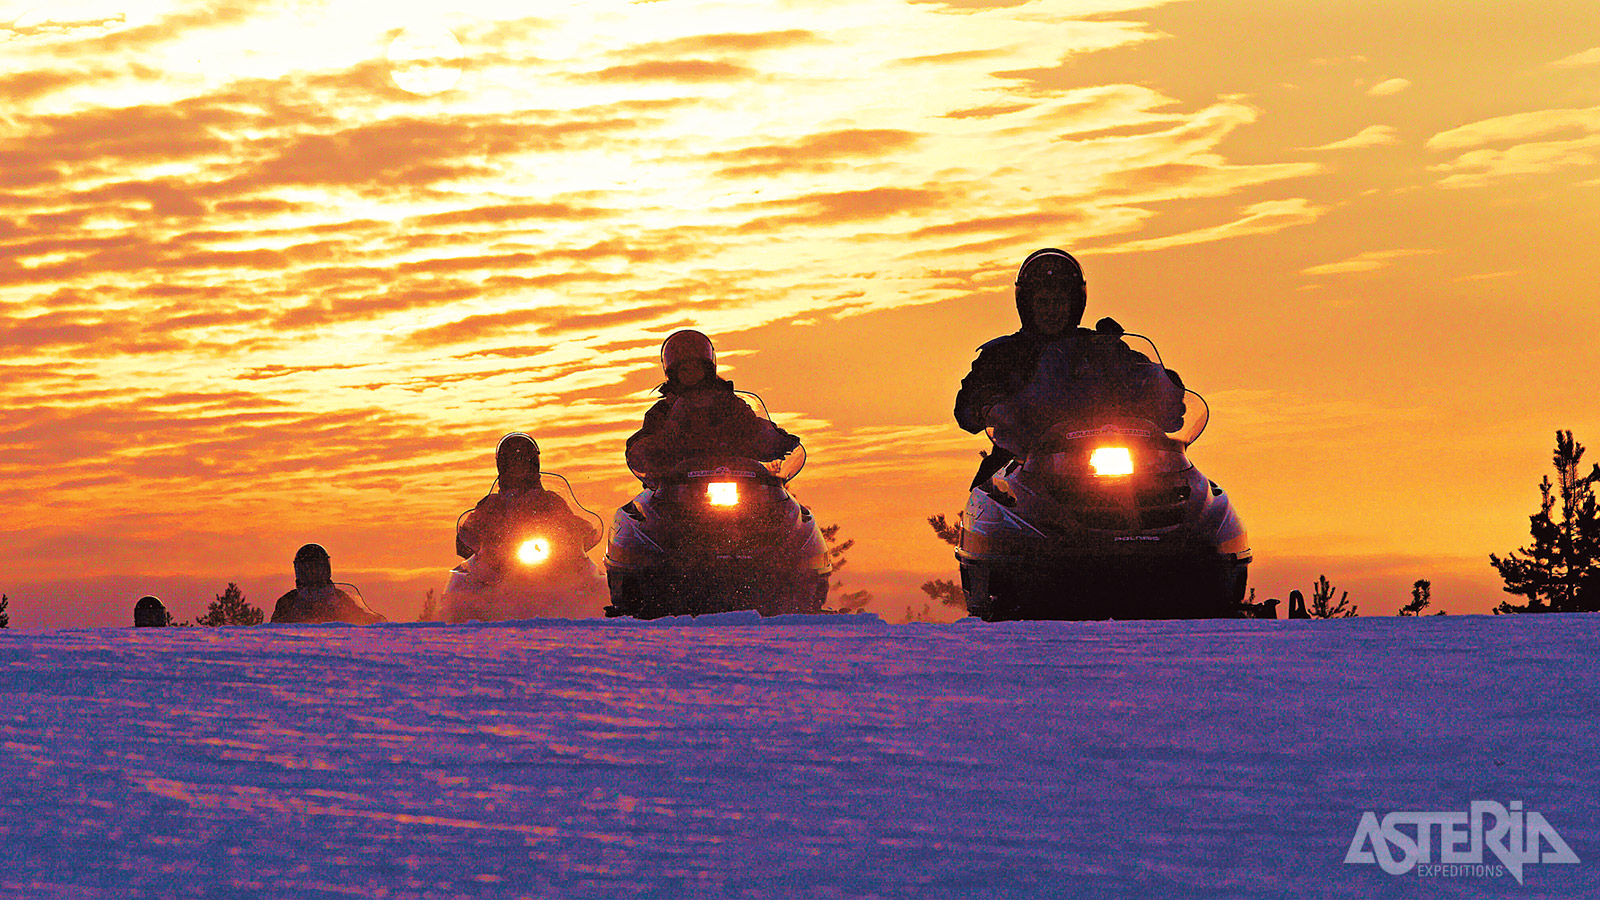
[625,330,800,480]
[955,248,1185,488]
[270,543,386,624]
[457,433,601,559]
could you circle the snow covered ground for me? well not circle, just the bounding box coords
[1,613,1596,899]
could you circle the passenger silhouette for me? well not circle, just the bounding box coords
[625,330,800,480]
[133,595,170,627]
[270,544,385,624]
[456,433,600,560]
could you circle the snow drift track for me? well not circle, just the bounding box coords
[1,614,1597,898]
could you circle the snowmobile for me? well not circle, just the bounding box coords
[440,474,607,622]
[604,392,832,618]
[955,333,1250,620]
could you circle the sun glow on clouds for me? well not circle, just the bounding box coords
[2,0,1361,613]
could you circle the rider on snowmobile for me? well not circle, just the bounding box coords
[624,330,801,480]
[133,595,170,627]
[457,433,602,560]
[270,543,386,624]
[955,248,1186,488]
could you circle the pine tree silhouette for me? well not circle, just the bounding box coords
[1308,575,1357,618]
[920,514,965,609]
[821,524,872,613]
[1491,430,1600,613]
[0,593,9,629]
[1398,579,1432,616]
[195,583,264,627]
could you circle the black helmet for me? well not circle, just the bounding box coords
[1014,248,1087,333]
[495,432,541,490]
[133,595,169,627]
[294,543,334,587]
[660,329,716,380]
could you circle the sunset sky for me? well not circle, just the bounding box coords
[4,0,1598,628]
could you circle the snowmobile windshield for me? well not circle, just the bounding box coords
[985,332,1208,453]
[644,454,797,514]
[457,472,606,564]
[632,451,803,489]
[1024,418,1193,483]
[538,472,606,547]
[735,390,807,483]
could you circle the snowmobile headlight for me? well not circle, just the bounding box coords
[1090,446,1134,477]
[517,537,551,565]
[707,481,740,507]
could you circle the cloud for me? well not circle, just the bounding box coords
[236,363,370,381]
[1304,125,1400,151]
[584,60,755,82]
[1102,199,1325,254]
[1425,105,1600,186]
[1366,78,1410,96]
[896,48,1011,66]
[628,30,819,56]
[1301,249,1440,277]
[941,102,1031,119]
[1549,47,1600,69]
[1425,105,1600,151]
[0,0,1372,613]
[708,129,922,177]
[774,187,948,222]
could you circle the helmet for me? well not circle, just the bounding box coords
[293,543,333,586]
[1014,248,1087,332]
[660,329,716,379]
[133,595,169,627]
[495,432,541,490]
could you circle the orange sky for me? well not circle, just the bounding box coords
[4,0,1598,627]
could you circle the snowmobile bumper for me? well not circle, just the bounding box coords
[957,547,1250,621]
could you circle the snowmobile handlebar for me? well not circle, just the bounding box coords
[632,454,791,487]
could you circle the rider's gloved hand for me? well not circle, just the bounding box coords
[1094,317,1124,336]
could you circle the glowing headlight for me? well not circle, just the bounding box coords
[707,481,740,507]
[1090,446,1134,477]
[517,537,551,564]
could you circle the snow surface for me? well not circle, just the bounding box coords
[1,613,1596,899]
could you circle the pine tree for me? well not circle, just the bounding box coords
[927,513,961,546]
[1398,579,1432,616]
[821,524,872,613]
[419,588,440,622]
[920,513,966,609]
[1308,574,1357,618]
[195,583,264,627]
[1491,431,1600,614]
[0,593,9,629]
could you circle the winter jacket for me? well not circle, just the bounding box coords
[457,487,601,560]
[955,327,1185,484]
[625,378,801,476]
[271,584,385,625]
